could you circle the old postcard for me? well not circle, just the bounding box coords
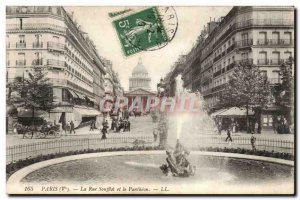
[6,6,295,195]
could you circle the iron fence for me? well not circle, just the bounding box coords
[6,136,155,164]
[193,136,294,155]
[6,135,294,164]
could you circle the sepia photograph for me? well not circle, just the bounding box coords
[5,4,295,195]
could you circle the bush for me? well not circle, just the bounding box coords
[6,145,293,180]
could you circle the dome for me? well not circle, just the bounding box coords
[132,58,148,76]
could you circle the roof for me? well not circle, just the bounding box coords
[125,88,157,96]
[132,58,148,76]
[216,107,255,118]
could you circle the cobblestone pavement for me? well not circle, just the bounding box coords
[7,115,294,147]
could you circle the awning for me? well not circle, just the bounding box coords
[73,107,101,117]
[210,109,227,118]
[74,91,85,100]
[217,107,254,118]
[68,89,79,98]
[17,108,48,118]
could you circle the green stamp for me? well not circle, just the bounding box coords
[113,7,169,56]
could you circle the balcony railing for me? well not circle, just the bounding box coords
[7,23,66,33]
[212,83,227,92]
[16,42,26,48]
[16,60,26,66]
[237,59,253,65]
[213,70,222,78]
[213,54,222,63]
[270,59,284,65]
[32,42,43,48]
[48,78,67,86]
[226,62,236,71]
[257,39,294,46]
[47,42,65,52]
[47,59,65,68]
[235,39,253,48]
[32,59,43,66]
[257,59,269,65]
[268,78,281,85]
[226,43,235,54]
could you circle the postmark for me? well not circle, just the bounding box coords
[112,7,178,56]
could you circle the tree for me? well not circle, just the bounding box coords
[273,57,294,124]
[219,63,272,132]
[8,67,54,135]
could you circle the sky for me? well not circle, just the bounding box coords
[64,6,232,91]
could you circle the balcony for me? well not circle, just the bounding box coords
[16,60,26,66]
[47,59,65,69]
[48,78,67,86]
[32,42,43,48]
[257,59,269,65]
[270,59,284,65]
[257,39,294,46]
[226,43,235,54]
[268,78,281,85]
[32,59,43,66]
[7,23,66,33]
[213,54,222,63]
[16,42,26,48]
[47,41,65,52]
[235,39,253,48]
[212,83,227,93]
[213,70,222,78]
[237,59,253,65]
[226,62,236,71]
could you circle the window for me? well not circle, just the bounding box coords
[258,32,267,44]
[284,51,292,59]
[19,35,25,43]
[284,32,292,44]
[260,70,267,78]
[35,34,42,43]
[272,32,280,44]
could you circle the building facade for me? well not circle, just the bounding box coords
[168,6,294,132]
[129,58,151,92]
[6,6,113,128]
[125,58,156,114]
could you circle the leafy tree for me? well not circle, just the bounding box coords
[219,63,272,132]
[8,67,54,130]
[273,57,294,124]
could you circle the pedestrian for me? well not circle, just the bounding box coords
[127,120,131,132]
[101,120,108,139]
[153,128,158,142]
[90,120,94,131]
[232,122,236,133]
[218,120,222,135]
[255,121,259,134]
[225,128,233,142]
[70,120,75,134]
[250,132,256,151]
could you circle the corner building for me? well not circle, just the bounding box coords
[6,6,107,128]
[180,6,294,132]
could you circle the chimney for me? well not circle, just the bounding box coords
[207,21,219,35]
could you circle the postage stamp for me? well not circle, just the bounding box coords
[113,7,177,56]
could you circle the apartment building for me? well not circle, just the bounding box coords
[178,6,294,132]
[6,6,109,128]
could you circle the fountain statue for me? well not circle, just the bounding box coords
[160,139,196,177]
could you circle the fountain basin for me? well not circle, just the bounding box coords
[7,151,294,194]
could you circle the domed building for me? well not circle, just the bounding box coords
[129,58,151,91]
[125,58,156,114]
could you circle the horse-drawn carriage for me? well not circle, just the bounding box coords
[15,123,61,139]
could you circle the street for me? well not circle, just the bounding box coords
[7,115,293,147]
